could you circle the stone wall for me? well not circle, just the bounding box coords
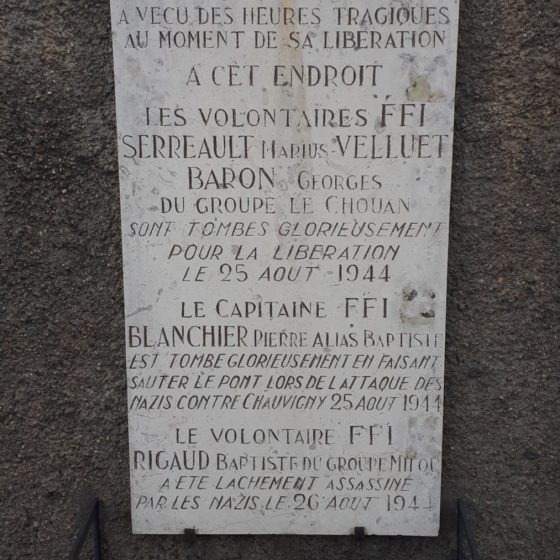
[1,1,558,558]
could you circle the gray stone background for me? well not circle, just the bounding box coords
[1,1,559,558]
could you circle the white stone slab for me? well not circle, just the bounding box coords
[110,0,460,535]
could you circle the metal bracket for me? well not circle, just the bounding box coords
[184,528,197,542]
[70,497,102,560]
[354,526,366,541]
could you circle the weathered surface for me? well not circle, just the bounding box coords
[111,0,459,536]
[0,0,559,558]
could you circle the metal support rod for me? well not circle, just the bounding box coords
[93,500,102,560]
[70,498,102,560]
[456,498,478,560]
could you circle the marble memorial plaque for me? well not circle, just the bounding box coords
[110,0,460,535]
